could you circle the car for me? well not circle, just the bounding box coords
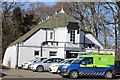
[49,58,75,73]
[115,61,120,74]
[59,52,116,79]
[22,57,46,69]
[29,58,64,72]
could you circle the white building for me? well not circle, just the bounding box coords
[3,10,104,68]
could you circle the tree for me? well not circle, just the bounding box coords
[116,2,120,33]
[1,2,25,60]
[12,7,22,38]
[101,2,119,60]
[22,14,35,34]
[28,2,55,24]
[1,2,16,60]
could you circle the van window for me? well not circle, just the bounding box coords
[81,57,93,64]
[72,58,84,64]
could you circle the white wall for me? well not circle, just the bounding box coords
[18,47,38,66]
[24,29,46,46]
[57,48,65,58]
[55,28,67,42]
[3,45,17,68]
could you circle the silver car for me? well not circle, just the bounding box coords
[22,57,47,69]
[29,58,64,72]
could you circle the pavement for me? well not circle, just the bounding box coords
[1,64,120,80]
[2,69,61,78]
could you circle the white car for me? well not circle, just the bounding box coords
[49,58,75,73]
[29,58,64,72]
[22,57,46,69]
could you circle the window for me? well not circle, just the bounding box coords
[66,52,78,58]
[81,57,93,64]
[49,51,57,56]
[70,30,75,43]
[44,59,52,63]
[34,51,39,56]
[50,32,53,39]
[72,58,84,64]
[55,58,64,63]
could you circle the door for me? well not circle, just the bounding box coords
[79,57,95,76]
[43,58,53,70]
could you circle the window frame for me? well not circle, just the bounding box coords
[49,51,57,56]
[34,51,39,56]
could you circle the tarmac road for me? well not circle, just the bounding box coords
[1,68,120,80]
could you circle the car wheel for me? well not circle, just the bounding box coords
[36,66,44,72]
[57,69,60,74]
[69,70,79,79]
[27,65,31,70]
[104,71,113,79]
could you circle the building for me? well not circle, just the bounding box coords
[3,9,103,68]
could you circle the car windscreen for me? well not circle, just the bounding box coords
[60,59,74,64]
[65,60,74,64]
[29,59,37,62]
[37,58,47,62]
[71,58,84,64]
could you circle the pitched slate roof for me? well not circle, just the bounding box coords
[10,12,77,46]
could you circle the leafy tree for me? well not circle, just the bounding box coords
[12,7,22,38]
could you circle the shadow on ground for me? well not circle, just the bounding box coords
[0,72,7,77]
[0,65,10,69]
[0,64,9,78]
[62,75,120,79]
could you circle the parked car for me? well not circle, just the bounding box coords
[29,58,64,72]
[22,57,46,69]
[115,61,120,74]
[49,58,75,73]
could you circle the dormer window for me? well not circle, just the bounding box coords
[67,22,79,43]
[50,32,53,39]
[70,30,75,43]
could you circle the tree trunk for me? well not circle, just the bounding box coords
[90,3,95,34]
[117,1,120,33]
[103,25,107,49]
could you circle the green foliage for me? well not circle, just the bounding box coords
[23,14,34,26]
[12,7,22,37]
[2,6,35,60]
[21,14,35,34]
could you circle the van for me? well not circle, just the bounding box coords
[59,53,116,79]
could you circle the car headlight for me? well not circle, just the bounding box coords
[63,65,68,68]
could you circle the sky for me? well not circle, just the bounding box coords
[44,2,56,6]
[1,0,118,2]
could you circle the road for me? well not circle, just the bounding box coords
[1,68,120,80]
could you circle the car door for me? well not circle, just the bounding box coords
[42,58,53,70]
[79,57,95,76]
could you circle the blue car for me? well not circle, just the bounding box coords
[59,54,115,79]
